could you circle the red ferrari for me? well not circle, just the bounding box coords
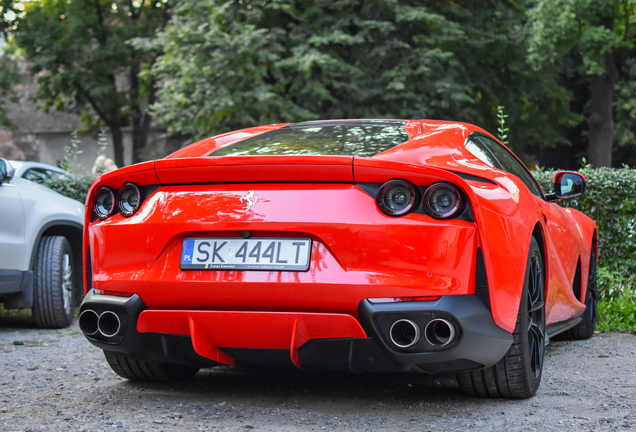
[80,120,597,399]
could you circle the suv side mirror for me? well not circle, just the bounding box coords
[546,171,586,201]
[0,158,15,184]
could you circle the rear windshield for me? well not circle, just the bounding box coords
[209,121,410,157]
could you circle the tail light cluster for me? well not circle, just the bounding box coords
[376,179,465,219]
[93,183,142,220]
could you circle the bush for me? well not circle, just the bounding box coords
[45,175,94,204]
[533,165,636,277]
[597,289,636,332]
[534,166,636,332]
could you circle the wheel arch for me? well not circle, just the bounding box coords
[29,221,84,302]
[531,223,548,300]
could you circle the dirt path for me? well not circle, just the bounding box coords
[1,314,635,431]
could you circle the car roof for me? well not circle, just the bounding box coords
[9,160,69,177]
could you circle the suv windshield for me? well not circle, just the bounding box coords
[210,121,410,157]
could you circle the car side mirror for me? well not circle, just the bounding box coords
[546,171,586,201]
[0,158,15,184]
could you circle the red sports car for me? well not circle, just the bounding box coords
[80,120,597,399]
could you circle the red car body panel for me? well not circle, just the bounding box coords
[81,119,597,375]
[88,183,477,314]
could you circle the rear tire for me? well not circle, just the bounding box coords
[104,351,200,382]
[32,236,75,329]
[457,237,545,399]
[560,247,598,340]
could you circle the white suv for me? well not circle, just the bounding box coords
[0,158,84,328]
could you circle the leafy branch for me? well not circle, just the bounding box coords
[496,105,509,146]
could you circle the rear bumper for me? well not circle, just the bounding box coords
[80,290,512,374]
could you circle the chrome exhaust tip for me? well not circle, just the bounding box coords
[97,311,121,337]
[78,309,99,336]
[424,318,455,347]
[389,319,421,348]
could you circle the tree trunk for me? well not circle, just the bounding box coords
[130,66,155,165]
[130,65,143,165]
[588,52,618,167]
[587,15,618,169]
[110,125,125,168]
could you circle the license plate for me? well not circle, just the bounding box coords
[180,238,312,271]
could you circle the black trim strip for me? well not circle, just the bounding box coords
[546,316,583,339]
[448,171,497,185]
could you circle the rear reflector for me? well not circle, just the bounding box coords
[93,289,134,298]
[367,296,441,304]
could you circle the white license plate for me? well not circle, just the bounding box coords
[180,238,312,271]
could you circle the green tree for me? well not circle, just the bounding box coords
[11,0,173,167]
[526,0,636,167]
[153,0,573,160]
[0,0,19,127]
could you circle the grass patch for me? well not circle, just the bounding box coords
[0,303,31,317]
[597,290,636,332]
[596,268,636,333]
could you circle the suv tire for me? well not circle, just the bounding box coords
[32,236,75,328]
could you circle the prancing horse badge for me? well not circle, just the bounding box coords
[240,190,258,212]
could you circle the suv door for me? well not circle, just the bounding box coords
[0,168,26,271]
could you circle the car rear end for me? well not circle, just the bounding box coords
[80,121,513,375]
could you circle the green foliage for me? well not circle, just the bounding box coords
[152,0,573,159]
[533,166,636,277]
[59,130,83,173]
[526,0,632,76]
[496,106,509,146]
[614,58,636,166]
[597,288,636,332]
[45,175,93,204]
[44,130,95,203]
[11,0,173,166]
[0,56,18,127]
[597,267,636,300]
[525,0,636,167]
[534,166,636,331]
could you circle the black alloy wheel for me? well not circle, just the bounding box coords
[457,237,545,399]
[527,248,546,380]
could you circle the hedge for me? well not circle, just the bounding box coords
[533,166,636,291]
[45,175,93,204]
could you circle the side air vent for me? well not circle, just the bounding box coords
[475,248,490,310]
[573,259,582,302]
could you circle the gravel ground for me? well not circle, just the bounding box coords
[1,313,635,432]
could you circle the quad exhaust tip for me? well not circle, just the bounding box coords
[424,318,455,347]
[78,309,99,336]
[79,309,122,338]
[389,319,421,348]
[97,311,121,337]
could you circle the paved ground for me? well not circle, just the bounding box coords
[0,313,635,431]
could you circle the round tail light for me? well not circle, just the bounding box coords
[377,179,418,216]
[117,183,141,217]
[94,187,115,220]
[424,182,463,219]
